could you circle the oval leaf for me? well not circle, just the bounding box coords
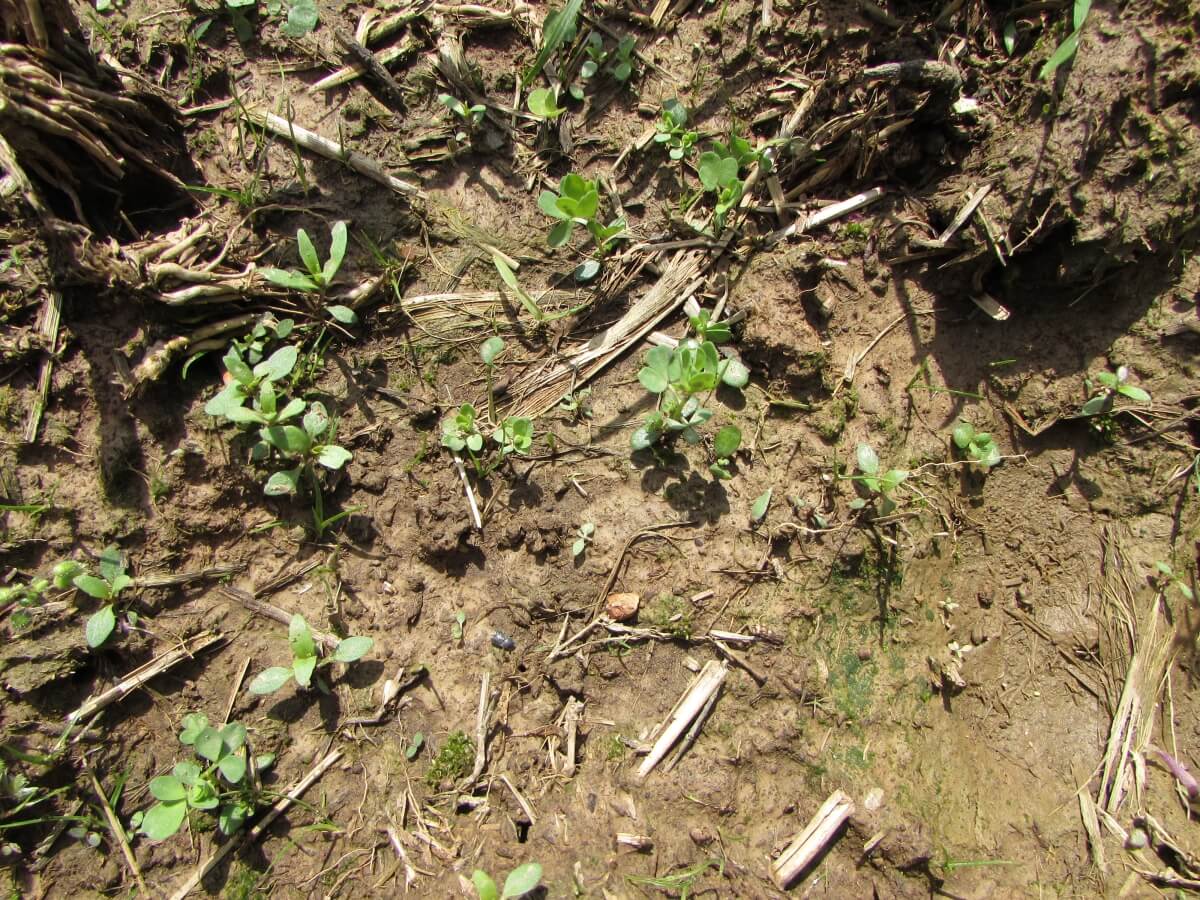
[502,862,543,898]
[855,443,880,476]
[332,636,373,663]
[326,304,358,324]
[140,801,187,841]
[218,754,247,784]
[85,605,116,648]
[472,870,500,900]
[316,445,352,469]
[149,775,187,803]
[264,469,299,496]
[73,574,111,600]
[289,614,316,658]
[293,654,317,688]
[751,488,772,524]
[713,425,742,459]
[248,666,293,694]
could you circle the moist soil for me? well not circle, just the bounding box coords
[1,0,1199,897]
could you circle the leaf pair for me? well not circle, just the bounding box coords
[539,173,599,247]
[260,221,348,295]
[248,614,373,695]
[472,862,543,900]
[441,403,484,454]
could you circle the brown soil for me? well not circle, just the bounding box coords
[1,0,1199,898]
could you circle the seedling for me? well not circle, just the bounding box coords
[205,344,305,429]
[259,402,353,497]
[492,253,587,323]
[471,862,543,899]
[697,147,744,232]
[451,611,467,642]
[1082,365,1150,416]
[655,99,698,160]
[230,314,295,367]
[480,337,505,422]
[631,340,749,450]
[570,33,636,98]
[685,299,732,345]
[260,221,350,299]
[439,94,486,147]
[73,546,135,648]
[526,87,565,120]
[572,523,595,558]
[709,425,742,480]
[1154,561,1196,603]
[248,614,373,694]
[750,488,772,524]
[135,713,275,840]
[521,0,582,88]
[951,422,1001,471]
[1040,0,1090,81]
[847,443,907,515]
[442,403,485,456]
[493,417,534,457]
[538,173,627,252]
[558,388,592,420]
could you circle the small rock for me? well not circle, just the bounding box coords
[605,592,640,622]
[690,826,715,847]
[856,647,872,661]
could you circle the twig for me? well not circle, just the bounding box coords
[223,658,251,725]
[245,110,423,199]
[65,631,226,734]
[218,586,339,651]
[636,660,727,780]
[23,289,60,443]
[771,790,855,888]
[87,765,150,896]
[467,673,497,785]
[384,826,419,890]
[134,565,242,589]
[498,774,537,824]
[167,748,344,900]
[563,697,581,777]
[766,187,886,246]
[453,456,483,531]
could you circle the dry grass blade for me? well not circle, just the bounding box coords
[1096,527,1177,818]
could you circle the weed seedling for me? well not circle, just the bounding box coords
[847,443,907,515]
[1082,365,1150,416]
[572,522,595,558]
[538,173,627,252]
[71,547,134,648]
[480,337,505,422]
[570,33,636,98]
[697,147,744,232]
[521,0,581,87]
[471,862,543,899]
[951,422,1001,471]
[493,417,534,458]
[260,222,353,310]
[526,87,565,120]
[439,94,486,148]
[655,99,698,160]
[135,713,275,840]
[632,340,748,450]
[248,614,373,694]
[709,425,741,480]
[1040,0,1091,81]
[1154,561,1196,603]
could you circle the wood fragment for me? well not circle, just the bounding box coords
[23,289,60,443]
[65,631,226,734]
[467,673,497,785]
[245,110,423,199]
[616,832,653,852]
[636,660,727,780]
[167,748,344,900]
[453,455,483,531]
[766,188,886,246]
[384,826,420,890]
[711,640,767,686]
[770,790,855,889]
[87,765,149,897]
[219,586,339,651]
[563,698,581,777]
[499,774,537,824]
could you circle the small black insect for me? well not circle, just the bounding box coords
[490,631,516,651]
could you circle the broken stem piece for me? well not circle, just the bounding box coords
[636,660,727,780]
[770,790,855,889]
[453,455,483,531]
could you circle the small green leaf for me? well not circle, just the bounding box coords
[324,221,348,284]
[952,422,974,449]
[140,801,187,840]
[405,732,424,760]
[1118,384,1150,403]
[713,425,742,460]
[256,345,300,383]
[179,713,208,745]
[149,776,187,803]
[502,862,543,898]
[856,443,880,476]
[263,425,312,456]
[1039,28,1082,81]
[480,336,505,366]
[221,722,247,752]
[194,727,223,762]
[85,605,116,647]
[751,488,772,524]
[527,88,565,119]
[316,445,352,469]
[73,574,111,600]
[218,754,247,784]
[548,219,573,248]
[249,666,293,694]
[521,0,583,87]
[293,654,317,688]
[331,636,373,663]
[1081,394,1110,416]
[720,357,750,389]
[303,402,330,439]
[261,268,319,292]
[326,304,358,324]
[264,469,300,496]
[1002,19,1017,55]
[472,870,500,900]
[218,802,248,835]
[289,614,316,659]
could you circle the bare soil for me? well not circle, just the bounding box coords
[1,0,1199,898]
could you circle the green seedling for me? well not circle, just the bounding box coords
[570,33,636,98]
[572,522,595,558]
[526,87,565,119]
[493,417,534,457]
[1155,561,1196,603]
[627,858,723,898]
[1040,0,1090,81]
[951,422,1001,471]
[685,299,732,344]
[452,611,467,642]
[231,315,295,367]
[405,732,425,760]
[471,862,543,900]
[135,713,275,840]
[632,340,749,450]
[275,0,318,37]
[521,0,581,87]
[0,573,54,631]
[0,757,95,858]
[1082,365,1150,416]
[260,222,351,302]
[709,425,742,480]
[655,99,698,160]
[751,487,772,524]
[189,0,257,43]
[205,344,304,428]
[481,337,505,422]
[492,253,588,323]
[259,402,353,497]
[439,93,485,146]
[558,388,592,419]
[538,173,627,252]
[72,546,135,648]
[697,147,744,232]
[847,443,907,515]
[441,403,485,456]
[249,614,373,695]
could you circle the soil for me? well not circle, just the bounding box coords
[1,0,1199,898]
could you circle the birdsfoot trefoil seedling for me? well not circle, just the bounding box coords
[951,422,1001,471]
[632,340,748,450]
[135,713,275,840]
[1082,365,1150,416]
[248,614,373,694]
[538,173,627,252]
[655,99,698,160]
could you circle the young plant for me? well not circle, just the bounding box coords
[697,147,744,232]
[0,574,53,631]
[527,87,565,120]
[480,337,505,422]
[572,522,595,558]
[632,340,748,450]
[260,221,349,296]
[848,443,907,515]
[442,403,485,457]
[493,417,534,457]
[1082,365,1150,416]
[521,0,582,87]
[439,94,486,147]
[709,425,742,480]
[538,173,627,252]
[231,314,295,368]
[248,614,373,695]
[951,422,1001,471]
[259,401,353,498]
[135,713,275,840]
[73,547,135,648]
[472,862,543,900]
[1040,0,1091,81]
[1154,561,1196,604]
[204,344,305,429]
[570,33,636,98]
[685,299,732,344]
[654,99,698,160]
